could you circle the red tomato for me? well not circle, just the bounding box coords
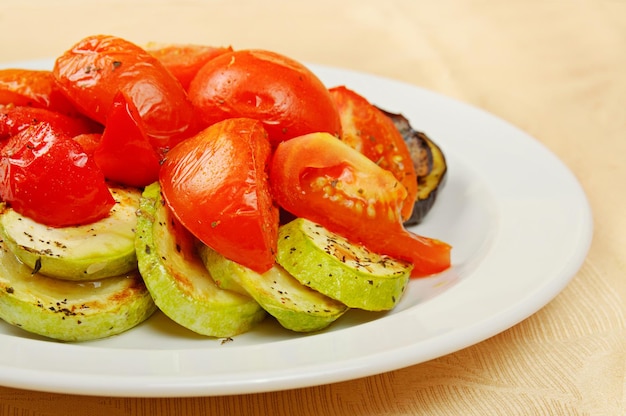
[329,86,418,221]
[0,69,80,116]
[0,123,115,227]
[188,49,342,147]
[147,44,233,90]
[270,133,451,277]
[0,105,101,141]
[72,133,101,156]
[93,92,161,187]
[53,35,198,155]
[160,118,278,273]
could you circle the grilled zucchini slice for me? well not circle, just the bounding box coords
[0,185,141,281]
[135,182,266,338]
[276,218,412,311]
[199,244,348,332]
[0,240,156,342]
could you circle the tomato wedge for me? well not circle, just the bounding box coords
[0,123,114,227]
[270,132,451,277]
[188,49,342,146]
[53,34,198,155]
[0,69,81,116]
[147,44,233,90]
[0,105,100,142]
[72,133,101,156]
[160,118,278,273]
[329,86,418,221]
[93,91,161,187]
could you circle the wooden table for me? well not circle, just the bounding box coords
[0,1,624,414]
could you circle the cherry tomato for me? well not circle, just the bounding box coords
[53,35,198,155]
[147,44,233,90]
[270,132,451,277]
[329,86,418,221]
[93,92,161,187]
[0,69,80,116]
[0,105,101,142]
[188,49,342,147]
[160,118,278,273]
[0,123,115,227]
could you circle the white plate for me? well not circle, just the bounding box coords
[0,60,592,397]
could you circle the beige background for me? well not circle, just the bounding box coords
[0,1,625,415]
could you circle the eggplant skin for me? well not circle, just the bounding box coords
[378,109,448,226]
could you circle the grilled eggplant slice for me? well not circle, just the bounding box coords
[380,110,448,225]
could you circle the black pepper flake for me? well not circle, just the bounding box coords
[112,61,122,69]
[31,257,42,275]
[5,287,14,294]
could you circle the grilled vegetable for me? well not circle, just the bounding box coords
[135,182,266,338]
[381,110,448,225]
[199,244,348,332]
[0,240,156,342]
[276,218,412,311]
[0,185,141,281]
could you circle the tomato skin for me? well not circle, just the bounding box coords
[72,133,101,156]
[0,105,101,142]
[0,69,81,116]
[53,35,198,155]
[0,123,115,227]
[147,44,233,90]
[188,49,342,146]
[93,92,161,187]
[329,86,418,221]
[270,132,450,277]
[160,118,278,273]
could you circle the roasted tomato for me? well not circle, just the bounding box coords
[93,92,161,187]
[147,44,233,90]
[0,105,100,141]
[188,49,342,146]
[270,132,451,277]
[329,86,418,221]
[0,69,80,116]
[160,118,278,273]
[0,123,115,227]
[53,34,198,155]
[72,132,101,156]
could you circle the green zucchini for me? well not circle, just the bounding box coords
[276,218,412,311]
[135,182,266,338]
[0,241,156,342]
[0,185,141,281]
[199,244,348,332]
